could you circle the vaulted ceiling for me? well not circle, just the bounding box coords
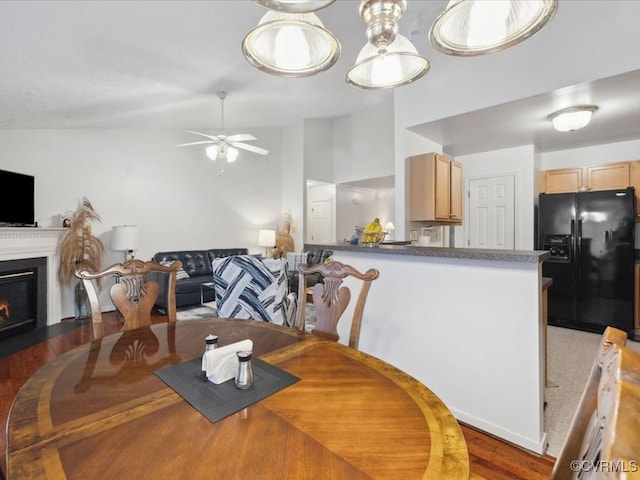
[1,1,639,155]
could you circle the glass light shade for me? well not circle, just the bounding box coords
[548,106,598,132]
[429,0,558,56]
[242,11,340,77]
[257,229,276,247]
[346,34,430,89]
[251,0,335,13]
[110,225,138,252]
[206,144,239,162]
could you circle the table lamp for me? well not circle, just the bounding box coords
[384,221,395,241]
[111,225,138,261]
[257,229,276,258]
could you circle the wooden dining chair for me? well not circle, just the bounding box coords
[75,259,181,339]
[551,326,640,479]
[295,261,379,350]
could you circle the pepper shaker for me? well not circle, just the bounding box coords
[235,351,254,390]
[204,334,218,352]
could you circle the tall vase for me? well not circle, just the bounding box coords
[74,282,90,319]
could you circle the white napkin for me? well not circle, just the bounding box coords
[201,339,253,385]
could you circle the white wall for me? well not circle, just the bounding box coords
[281,122,304,251]
[540,138,640,169]
[0,128,283,317]
[333,97,395,183]
[303,119,333,184]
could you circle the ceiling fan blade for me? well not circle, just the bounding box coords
[227,133,257,142]
[232,142,269,155]
[185,130,219,141]
[175,140,214,147]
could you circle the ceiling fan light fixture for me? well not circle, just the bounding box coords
[429,0,558,56]
[242,11,340,77]
[548,105,598,133]
[251,0,336,13]
[346,0,429,90]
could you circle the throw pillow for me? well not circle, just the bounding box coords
[286,252,308,272]
[160,261,190,279]
[212,255,290,326]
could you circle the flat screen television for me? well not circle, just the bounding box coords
[0,169,35,226]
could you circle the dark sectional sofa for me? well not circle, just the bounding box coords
[152,248,248,312]
[287,248,333,294]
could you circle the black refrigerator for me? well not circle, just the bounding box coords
[537,188,635,336]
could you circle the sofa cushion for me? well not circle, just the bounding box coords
[159,261,190,279]
[286,252,308,272]
[174,275,212,295]
[207,248,249,263]
[153,251,213,277]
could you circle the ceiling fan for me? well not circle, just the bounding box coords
[176,91,269,175]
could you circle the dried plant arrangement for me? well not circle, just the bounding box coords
[58,197,105,285]
[274,210,295,259]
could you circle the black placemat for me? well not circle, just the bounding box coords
[154,357,300,423]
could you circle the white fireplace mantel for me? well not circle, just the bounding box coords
[0,227,66,326]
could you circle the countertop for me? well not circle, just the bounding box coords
[306,243,550,264]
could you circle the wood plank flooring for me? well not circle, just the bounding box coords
[0,312,557,479]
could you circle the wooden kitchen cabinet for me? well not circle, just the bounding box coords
[540,162,630,194]
[541,167,583,194]
[408,152,463,223]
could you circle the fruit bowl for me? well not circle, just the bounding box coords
[360,231,388,247]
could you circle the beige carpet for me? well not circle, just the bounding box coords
[544,325,640,457]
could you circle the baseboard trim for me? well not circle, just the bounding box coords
[453,408,548,456]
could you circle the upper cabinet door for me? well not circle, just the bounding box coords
[434,154,451,220]
[541,162,631,195]
[449,160,463,221]
[408,152,463,223]
[585,163,629,191]
[544,168,583,194]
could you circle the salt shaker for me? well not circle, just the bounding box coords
[204,334,218,352]
[235,351,254,390]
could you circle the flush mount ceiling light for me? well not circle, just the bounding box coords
[251,0,336,13]
[548,105,599,132]
[242,10,340,77]
[346,0,430,90]
[429,0,558,56]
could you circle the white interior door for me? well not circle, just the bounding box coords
[310,199,332,243]
[467,175,515,249]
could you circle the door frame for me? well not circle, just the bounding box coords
[464,172,518,249]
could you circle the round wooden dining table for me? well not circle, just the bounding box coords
[7,319,469,479]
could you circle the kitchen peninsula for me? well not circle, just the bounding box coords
[305,243,550,454]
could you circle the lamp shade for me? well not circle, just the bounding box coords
[429,0,558,56]
[346,34,429,89]
[110,225,138,252]
[257,229,276,247]
[251,0,336,13]
[384,222,395,232]
[242,11,340,77]
[548,106,598,132]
